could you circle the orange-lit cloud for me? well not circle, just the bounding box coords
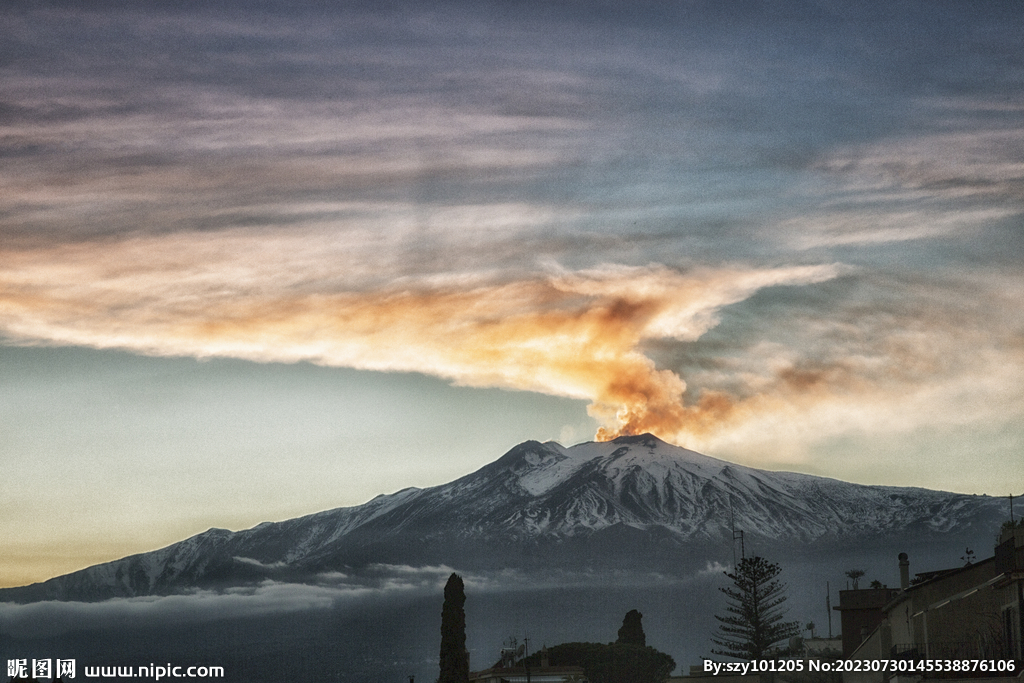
[0,233,842,442]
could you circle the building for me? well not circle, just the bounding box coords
[839,526,1024,682]
[469,647,587,683]
[802,635,843,657]
[673,670,762,683]
[834,586,901,657]
[468,665,588,683]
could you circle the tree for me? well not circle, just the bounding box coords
[616,609,646,646]
[438,573,469,683]
[711,556,800,660]
[844,569,865,590]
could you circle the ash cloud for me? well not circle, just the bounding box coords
[0,240,841,442]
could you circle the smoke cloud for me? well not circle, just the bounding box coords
[0,235,841,442]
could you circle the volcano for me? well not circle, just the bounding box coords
[1,434,1008,603]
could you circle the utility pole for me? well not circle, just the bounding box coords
[729,495,744,563]
[524,635,531,683]
[730,496,737,566]
[826,581,833,639]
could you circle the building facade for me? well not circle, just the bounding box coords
[839,527,1024,683]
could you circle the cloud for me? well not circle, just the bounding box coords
[811,125,1024,196]
[2,0,1021,492]
[0,582,343,639]
[773,116,1024,253]
[673,267,1024,466]
[3,222,1019,460]
[0,566,458,639]
[785,207,1016,250]
[0,564,711,639]
[233,557,287,570]
[697,561,731,577]
[0,232,841,441]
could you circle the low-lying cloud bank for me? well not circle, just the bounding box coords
[0,563,722,640]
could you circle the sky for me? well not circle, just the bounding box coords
[1,0,1023,588]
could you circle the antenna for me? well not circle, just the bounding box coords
[501,635,522,668]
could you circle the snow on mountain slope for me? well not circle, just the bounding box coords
[1,434,1008,602]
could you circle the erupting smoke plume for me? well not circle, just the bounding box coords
[0,236,841,442]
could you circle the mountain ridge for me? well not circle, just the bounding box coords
[0,433,1008,602]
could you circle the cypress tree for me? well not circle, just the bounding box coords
[438,573,469,683]
[616,609,646,646]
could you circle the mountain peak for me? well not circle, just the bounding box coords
[608,432,666,448]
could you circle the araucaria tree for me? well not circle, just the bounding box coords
[711,556,800,660]
[439,573,469,683]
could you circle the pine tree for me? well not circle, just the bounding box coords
[616,609,646,646]
[711,556,800,660]
[438,573,469,683]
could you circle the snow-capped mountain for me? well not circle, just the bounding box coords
[1,434,1008,602]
